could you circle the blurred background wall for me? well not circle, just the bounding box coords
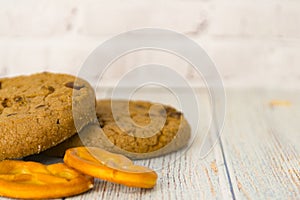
[0,0,299,88]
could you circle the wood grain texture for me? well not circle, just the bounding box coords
[221,89,300,199]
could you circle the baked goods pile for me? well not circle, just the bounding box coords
[0,72,191,199]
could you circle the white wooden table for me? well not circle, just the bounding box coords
[3,89,300,199]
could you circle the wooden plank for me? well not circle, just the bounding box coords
[221,89,300,199]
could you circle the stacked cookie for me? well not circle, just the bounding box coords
[0,72,191,160]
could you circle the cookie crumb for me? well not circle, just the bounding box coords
[269,100,291,107]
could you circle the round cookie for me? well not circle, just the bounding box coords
[0,72,96,160]
[45,100,191,159]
